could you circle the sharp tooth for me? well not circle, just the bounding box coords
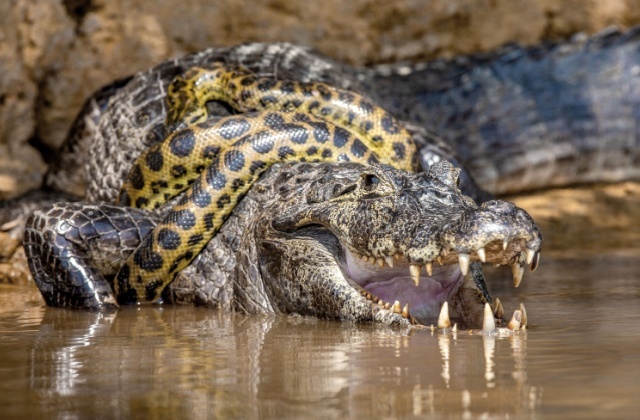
[519,303,528,327]
[437,301,451,329]
[526,248,536,265]
[384,302,390,310]
[507,310,522,331]
[369,256,377,264]
[503,240,508,250]
[452,323,457,332]
[410,264,421,286]
[385,256,394,268]
[476,247,486,263]
[377,258,385,268]
[401,304,410,318]
[530,251,540,272]
[360,254,367,262]
[437,256,443,265]
[392,300,402,314]
[493,297,504,319]
[458,253,470,276]
[483,303,496,332]
[365,292,372,300]
[377,300,384,306]
[511,264,524,288]
[493,263,501,268]
[425,262,433,277]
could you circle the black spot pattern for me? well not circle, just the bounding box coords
[333,127,350,147]
[133,239,164,271]
[285,124,309,144]
[216,194,232,209]
[150,180,169,194]
[169,129,196,157]
[219,118,251,140]
[249,160,267,175]
[202,145,220,160]
[316,85,332,101]
[359,99,374,114]
[187,233,204,246]
[145,280,164,301]
[240,76,256,86]
[306,146,318,156]
[278,146,295,159]
[283,99,303,110]
[157,228,182,250]
[203,213,215,230]
[145,148,164,171]
[310,122,330,143]
[168,209,197,230]
[293,113,311,122]
[251,131,275,154]
[231,178,246,192]
[338,91,355,103]
[308,100,320,113]
[206,165,227,190]
[259,96,278,107]
[350,139,367,157]
[337,153,351,162]
[224,150,245,172]
[129,164,145,190]
[240,90,253,101]
[264,112,285,129]
[135,197,149,208]
[381,113,400,134]
[322,149,333,158]
[171,164,187,178]
[280,80,296,93]
[257,79,277,91]
[360,120,373,133]
[393,142,406,160]
[191,181,212,208]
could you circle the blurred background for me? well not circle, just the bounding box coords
[3,0,640,197]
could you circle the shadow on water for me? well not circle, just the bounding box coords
[0,250,639,418]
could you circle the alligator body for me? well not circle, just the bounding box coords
[25,161,540,328]
[5,28,640,327]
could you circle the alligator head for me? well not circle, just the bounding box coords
[172,160,541,328]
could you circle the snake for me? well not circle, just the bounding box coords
[114,63,419,304]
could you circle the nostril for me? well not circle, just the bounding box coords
[481,200,516,214]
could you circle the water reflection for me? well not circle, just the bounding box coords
[1,251,639,417]
[10,305,542,418]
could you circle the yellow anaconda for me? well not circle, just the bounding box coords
[114,64,418,303]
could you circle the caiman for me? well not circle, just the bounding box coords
[6,27,639,328]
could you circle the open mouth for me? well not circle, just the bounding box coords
[341,240,540,328]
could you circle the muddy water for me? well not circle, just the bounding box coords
[0,251,639,418]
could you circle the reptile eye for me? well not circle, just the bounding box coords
[362,174,379,189]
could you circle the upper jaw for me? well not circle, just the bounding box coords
[339,205,542,327]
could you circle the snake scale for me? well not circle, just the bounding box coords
[114,64,419,303]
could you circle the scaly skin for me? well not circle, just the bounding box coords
[24,161,542,328]
[115,62,420,304]
[165,66,417,170]
[115,111,384,303]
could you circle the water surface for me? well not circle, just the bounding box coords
[0,251,639,418]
